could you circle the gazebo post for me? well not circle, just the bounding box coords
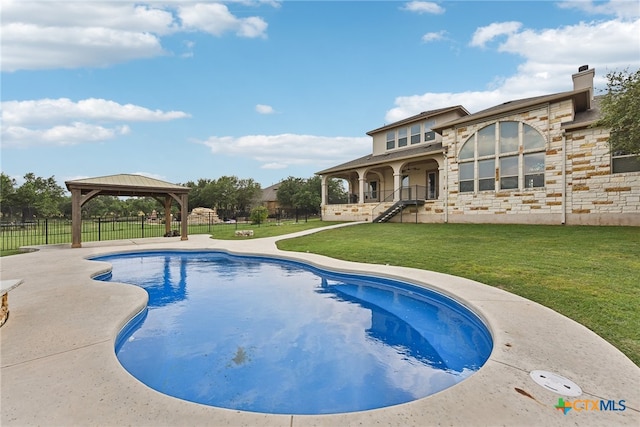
[71,188,82,248]
[181,193,188,240]
[164,196,172,236]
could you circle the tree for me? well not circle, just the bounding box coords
[295,177,321,215]
[207,176,239,219]
[326,178,348,204]
[236,178,262,214]
[596,68,640,155]
[184,178,213,210]
[276,176,306,210]
[12,173,66,221]
[249,206,268,225]
[0,173,17,219]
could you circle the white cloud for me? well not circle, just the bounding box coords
[0,0,273,72]
[2,98,190,126]
[178,3,268,38]
[2,123,130,148]
[470,21,522,48]
[200,134,370,169]
[422,31,447,43]
[557,0,640,19]
[256,104,276,114]
[261,162,288,170]
[386,16,640,121]
[401,2,445,15]
[1,98,189,147]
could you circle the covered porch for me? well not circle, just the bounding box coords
[318,144,447,223]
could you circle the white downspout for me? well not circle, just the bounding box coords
[320,176,327,206]
[444,152,449,223]
[561,129,567,225]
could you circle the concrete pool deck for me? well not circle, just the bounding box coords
[1,224,638,426]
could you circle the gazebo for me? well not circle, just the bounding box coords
[65,174,190,248]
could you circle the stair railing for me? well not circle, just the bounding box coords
[371,185,427,221]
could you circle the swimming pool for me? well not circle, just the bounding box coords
[93,250,492,415]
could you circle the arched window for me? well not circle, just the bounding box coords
[458,122,546,193]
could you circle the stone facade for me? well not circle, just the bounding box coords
[318,68,639,226]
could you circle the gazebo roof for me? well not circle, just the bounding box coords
[65,174,190,248]
[65,174,190,197]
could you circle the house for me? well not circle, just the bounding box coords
[317,66,639,226]
[260,182,281,216]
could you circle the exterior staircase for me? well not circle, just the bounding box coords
[373,200,425,223]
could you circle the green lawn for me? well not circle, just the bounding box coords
[276,223,640,366]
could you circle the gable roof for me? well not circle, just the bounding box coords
[65,174,190,196]
[317,142,444,175]
[366,106,469,136]
[261,182,280,202]
[432,88,592,132]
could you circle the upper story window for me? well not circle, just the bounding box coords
[385,119,438,152]
[398,128,408,147]
[410,124,421,144]
[386,131,395,150]
[424,119,436,142]
[458,121,546,193]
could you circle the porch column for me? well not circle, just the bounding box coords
[358,177,366,204]
[320,176,327,206]
[393,173,402,202]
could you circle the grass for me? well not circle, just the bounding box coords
[275,223,640,366]
[0,218,340,256]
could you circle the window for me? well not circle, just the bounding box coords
[424,119,436,142]
[427,171,438,199]
[398,128,408,147]
[500,122,519,153]
[367,181,378,200]
[524,153,545,188]
[459,163,474,192]
[500,156,518,189]
[612,152,640,173]
[458,122,546,193]
[386,131,395,150]
[410,124,421,144]
[477,124,496,157]
[478,159,495,191]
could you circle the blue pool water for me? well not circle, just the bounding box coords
[92,251,492,415]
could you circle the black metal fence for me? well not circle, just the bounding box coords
[0,216,180,252]
[0,211,317,253]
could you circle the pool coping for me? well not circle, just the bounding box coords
[1,223,638,426]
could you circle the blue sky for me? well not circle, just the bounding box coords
[2,0,639,190]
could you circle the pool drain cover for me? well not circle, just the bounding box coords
[529,370,582,397]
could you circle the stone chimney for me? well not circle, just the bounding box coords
[572,65,595,100]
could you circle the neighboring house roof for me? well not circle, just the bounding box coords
[261,182,280,202]
[65,174,190,196]
[366,106,469,136]
[317,142,444,175]
[432,88,592,133]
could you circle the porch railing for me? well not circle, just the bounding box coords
[371,185,427,221]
